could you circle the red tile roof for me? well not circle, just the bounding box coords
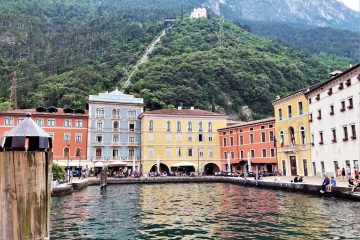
[140,108,226,117]
[218,117,275,130]
[0,108,88,117]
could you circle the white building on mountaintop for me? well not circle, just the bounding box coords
[190,8,207,19]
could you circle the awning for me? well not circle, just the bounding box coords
[250,159,278,164]
[94,162,104,168]
[108,161,128,167]
[171,161,196,167]
[54,161,81,167]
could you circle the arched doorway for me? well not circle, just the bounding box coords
[150,163,170,173]
[266,163,273,173]
[204,163,220,175]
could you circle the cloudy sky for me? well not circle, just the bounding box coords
[339,0,360,12]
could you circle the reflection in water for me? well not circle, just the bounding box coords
[51,183,360,239]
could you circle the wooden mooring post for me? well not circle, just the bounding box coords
[0,113,53,239]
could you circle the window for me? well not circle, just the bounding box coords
[166,133,171,142]
[332,129,337,143]
[18,118,24,124]
[240,136,244,145]
[240,150,244,159]
[328,88,333,95]
[64,133,70,142]
[348,98,353,109]
[199,134,203,142]
[251,150,255,158]
[208,122,212,132]
[112,109,117,118]
[250,134,254,144]
[75,120,83,128]
[149,120,153,131]
[188,121,192,131]
[176,148,182,157]
[188,148,193,157]
[269,131,274,141]
[166,121,171,131]
[129,122,135,132]
[280,131,284,146]
[223,138,227,146]
[177,121,181,131]
[346,79,351,86]
[64,119,72,127]
[113,148,119,157]
[208,133,213,142]
[148,147,154,157]
[176,133,182,141]
[96,148,102,157]
[309,113,313,122]
[96,108,104,118]
[317,110,322,120]
[96,135,102,143]
[340,101,346,112]
[230,137,234,146]
[208,148,213,157]
[129,149,134,157]
[129,136,134,143]
[330,105,334,115]
[148,133,154,141]
[269,124,273,128]
[117,109,121,119]
[35,118,44,126]
[224,152,228,160]
[230,152,234,159]
[223,132,226,135]
[113,134,119,143]
[262,149,267,157]
[261,126,265,129]
[339,82,344,90]
[300,126,306,145]
[311,134,314,146]
[96,121,103,130]
[166,148,171,157]
[309,98,312,104]
[270,149,275,157]
[298,102,303,115]
[188,133,192,141]
[198,121,203,132]
[288,105,292,118]
[351,125,357,140]
[319,132,323,144]
[113,121,119,130]
[343,126,348,141]
[48,119,55,127]
[250,128,253,131]
[75,133,82,142]
[63,147,70,158]
[261,132,266,142]
[199,149,204,157]
[75,148,81,157]
[128,110,136,119]
[316,94,320,101]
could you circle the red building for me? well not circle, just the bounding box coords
[0,107,88,169]
[218,117,277,173]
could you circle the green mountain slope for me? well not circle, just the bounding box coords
[127,19,334,119]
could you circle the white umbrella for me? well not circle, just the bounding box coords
[171,161,196,167]
[94,162,104,168]
[108,161,128,167]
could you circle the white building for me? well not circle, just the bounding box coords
[190,8,207,19]
[306,64,360,177]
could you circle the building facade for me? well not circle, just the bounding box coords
[218,118,277,173]
[139,107,227,175]
[273,90,313,176]
[305,64,360,177]
[87,88,144,170]
[0,107,88,168]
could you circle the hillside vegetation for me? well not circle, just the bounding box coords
[127,19,333,119]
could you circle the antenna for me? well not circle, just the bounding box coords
[9,71,17,110]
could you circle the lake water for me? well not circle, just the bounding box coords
[51,183,360,239]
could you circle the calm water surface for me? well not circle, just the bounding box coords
[51,183,360,239]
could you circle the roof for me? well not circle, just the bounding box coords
[139,108,226,118]
[88,88,144,104]
[218,117,275,131]
[272,88,306,105]
[0,108,88,117]
[305,63,360,96]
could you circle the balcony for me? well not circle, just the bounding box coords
[351,136,357,140]
[319,141,324,145]
[280,144,297,153]
[90,141,105,146]
[340,108,345,112]
[330,111,334,116]
[347,105,353,110]
[332,139,337,143]
[343,137,348,142]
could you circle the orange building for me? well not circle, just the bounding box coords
[0,107,88,169]
[218,118,277,173]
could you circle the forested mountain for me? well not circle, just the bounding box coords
[127,19,333,119]
[0,0,354,119]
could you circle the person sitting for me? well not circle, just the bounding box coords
[327,176,336,192]
[298,176,304,183]
[349,177,356,187]
[351,176,360,193]
[320,175,330,193]
[293,175,299,183]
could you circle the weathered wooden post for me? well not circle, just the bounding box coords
[0,113,52,239]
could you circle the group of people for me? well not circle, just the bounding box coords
[147,171,197,177]
[320,175,337,193]
[66,168,89,183]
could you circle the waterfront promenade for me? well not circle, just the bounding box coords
[52,175,360,201]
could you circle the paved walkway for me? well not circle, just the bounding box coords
[262,175,350,188]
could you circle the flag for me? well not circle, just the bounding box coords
[280,136,284,148]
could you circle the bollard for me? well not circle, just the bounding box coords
[0,113,52,239]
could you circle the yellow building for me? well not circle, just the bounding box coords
[273,89,313,176]
[139,107,227,175]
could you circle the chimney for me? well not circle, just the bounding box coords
[190,107,194,110]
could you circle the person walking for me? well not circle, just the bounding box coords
[341,167,346,181]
